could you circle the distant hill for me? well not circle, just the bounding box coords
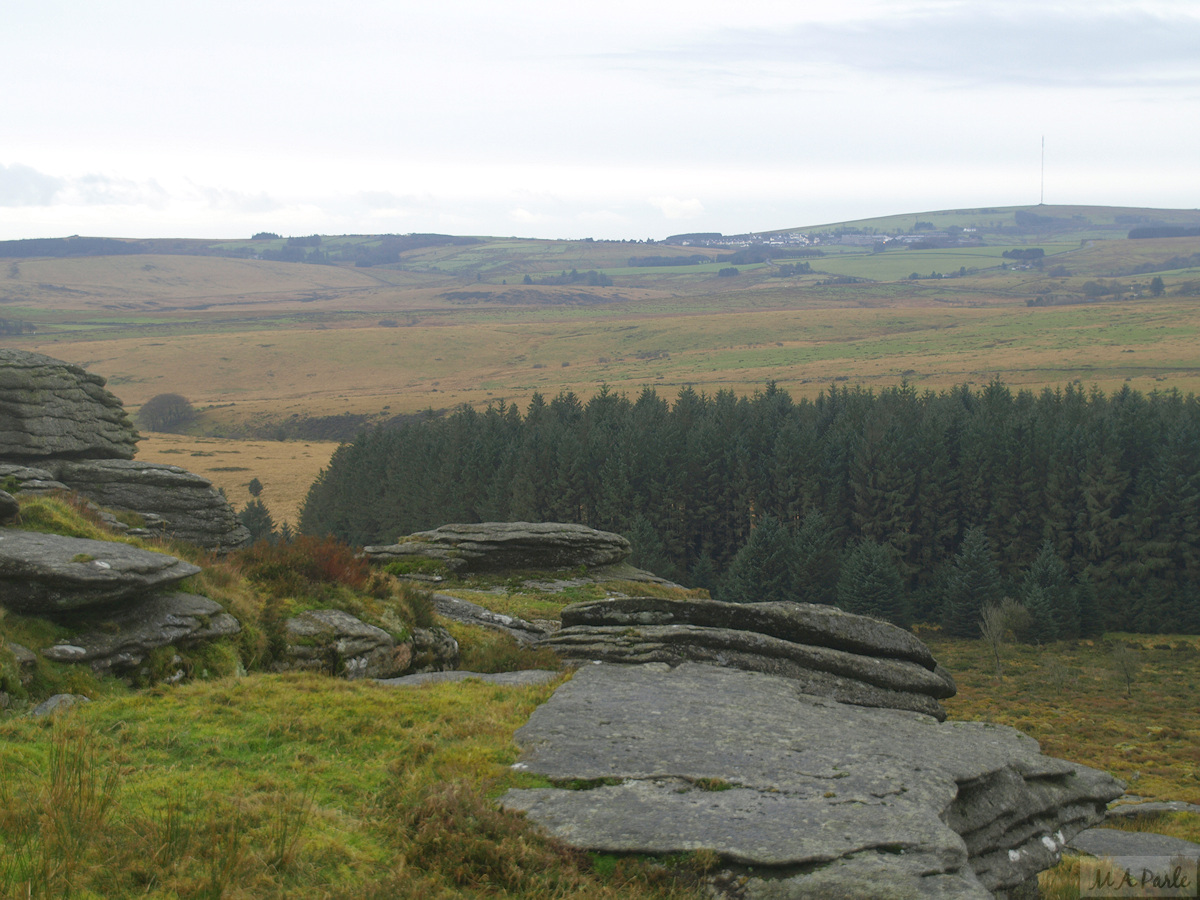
[6,205,1200,262]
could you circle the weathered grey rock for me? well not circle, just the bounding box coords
[365,522,630,573]
[0,529,201,614]
[280,609,408,679]
[1070,826,1200,864]
[5,641,37,684]
[41,593,240,673]
[0,349,138,461]
[409,625,460,673]
[52,460,250,553]
[431,592,547,645]
[0,463,69,494]
[501,663,1123,899]
[561,597,937,667]
[542,598,954,719]
[1107,799,1200,820]
[30,693,91,717]
[0,490,17,524]
[377,669,561,687]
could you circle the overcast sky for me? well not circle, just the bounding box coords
[3,0,1199,241]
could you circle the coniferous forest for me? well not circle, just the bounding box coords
[299,381,1200,636]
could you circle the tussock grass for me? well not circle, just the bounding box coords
[0,674,699,899]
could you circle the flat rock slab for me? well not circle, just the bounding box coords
[502,663,1122,898]
[0,463,69,494]
[30,693,91,717]
[432,593,547,645]
[561,596,937,668]
[365,521,630,573]
[544,597,955,719]
[42,592,239,672]
[541,622,952,719]
[1107,800,1200,820]
[0,529,201,613]
[1070,827,1200,863]
[377,669,561,687]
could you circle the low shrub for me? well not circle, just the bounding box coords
[383,557,448,578]
[235,535,370,599]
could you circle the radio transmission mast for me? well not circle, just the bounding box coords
[1040,136,1045,205]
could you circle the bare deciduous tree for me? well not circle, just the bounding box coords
[1111,643,1141,698]
[979,597,1029,677]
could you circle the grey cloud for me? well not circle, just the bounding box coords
[198,186,281,214]
[0,163,63,206]
[69,174,170,208]
[617,8,1200,90]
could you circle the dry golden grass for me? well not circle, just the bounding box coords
[136,433,339,527]
[23,299,1200,426]
[3,253,388,308]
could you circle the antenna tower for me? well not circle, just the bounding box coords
[1040,136,1045,205]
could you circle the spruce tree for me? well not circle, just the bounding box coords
[1022,539,1078,639]
[721,516,796,603]
[1022,584,1059,643]
[791,508,840,605]
[626,514,676,582]
[239,499,277,544]
[942,526,1002,637]
[836,539,908,625]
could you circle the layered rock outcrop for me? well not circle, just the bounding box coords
[540,597,956,719]
[431,592,547,646]
[364,522,630,573]
[42,593,240,673]
[274,610,460,680]
[0,350,248,553]
[53,459,249,553]
[503,662,1125,899]
[0,529,201,614]
[0,349,138,461]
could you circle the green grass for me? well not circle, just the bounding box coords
[807,245,1079,282]
[0,674,704,899]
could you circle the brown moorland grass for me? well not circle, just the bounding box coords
[19,299,1200,428]
[926,633,1200,898]
[135,433,340,527]
[929,634,1200,805]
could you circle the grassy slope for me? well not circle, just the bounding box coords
[0,498,706,899]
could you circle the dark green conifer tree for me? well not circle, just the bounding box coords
[942,526,1002,637]
[1022,584,1058,643]
[835,538,908,625]
[1021,539,1078,639]
[240,499,277,544]
[791,508,841,606]
[721,515,796,603]
[625,513,676,582]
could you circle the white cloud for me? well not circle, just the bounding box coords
[0,164,63,206]
[650,196,705,220]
